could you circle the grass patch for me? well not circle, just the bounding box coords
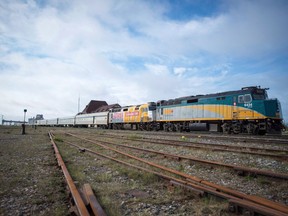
[244,175,255,181]
[98,195,122,215]
[54,137,64,142]
[95,172,113,182]
[177,163,185,172]
[128,134,142,140]
[179,136,188,141]
[257,176,272,186]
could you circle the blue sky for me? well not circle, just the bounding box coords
[0,0,287,123]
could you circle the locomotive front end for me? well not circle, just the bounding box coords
[250,87,284,134]
[263,98,284,133]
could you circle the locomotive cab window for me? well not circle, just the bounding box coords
[238,94,252,103]
[238,95,244,103]
[244,94,252,103]
[252,89,267,100]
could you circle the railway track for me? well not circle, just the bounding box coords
[91,132,288,159]
[51,131,288,216]
[76,134,288,180]
[108,130,288,145]
[48,132,106,216]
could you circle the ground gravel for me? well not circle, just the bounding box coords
[0,126,68,216]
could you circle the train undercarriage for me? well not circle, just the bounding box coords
[109,119,283,135]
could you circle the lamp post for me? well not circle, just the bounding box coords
[22,109,27,135]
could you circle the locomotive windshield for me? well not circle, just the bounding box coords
[252,89,268,100]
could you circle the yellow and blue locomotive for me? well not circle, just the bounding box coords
[155,86,283,134]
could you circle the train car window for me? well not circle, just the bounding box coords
[123,108,128,111]
[244,94,252,103]
[216,97,226,100]
[135,107,139,110]
[187,99,198,103]
[161,108,163,115]
[238,95,244,103]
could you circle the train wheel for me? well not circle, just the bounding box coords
[222,123,232,134]
[246,123,256,134]
[175,124,183,132]
[232,123,241,134]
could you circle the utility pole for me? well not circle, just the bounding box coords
[22,109,27,135]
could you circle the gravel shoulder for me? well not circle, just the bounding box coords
[0,126,68,216]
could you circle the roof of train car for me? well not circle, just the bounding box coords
[157,86,265,105]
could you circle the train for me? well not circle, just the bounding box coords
[36,86,284,135]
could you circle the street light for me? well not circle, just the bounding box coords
[22,109,27,135]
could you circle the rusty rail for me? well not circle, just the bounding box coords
[98,133,288,159]
[79,137,288,180]
[82,184,107,216]
[64,132,288,216]
[48,132,90,216]
[111,130,288,145]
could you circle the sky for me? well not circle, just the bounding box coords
[0,0,288,123]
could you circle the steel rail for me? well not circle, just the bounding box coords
[111,130,288,145]
[48,132,90,216]
[64,140,287,216]
[64,132,288,215]
[97,133,288,159]
[82,184,107,216]
[79,137,288,180]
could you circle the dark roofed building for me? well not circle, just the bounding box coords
[79,100,121,114]
[80,100,108,114]
[95,104,121,112]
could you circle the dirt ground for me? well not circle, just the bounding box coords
[0,126,69,216]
